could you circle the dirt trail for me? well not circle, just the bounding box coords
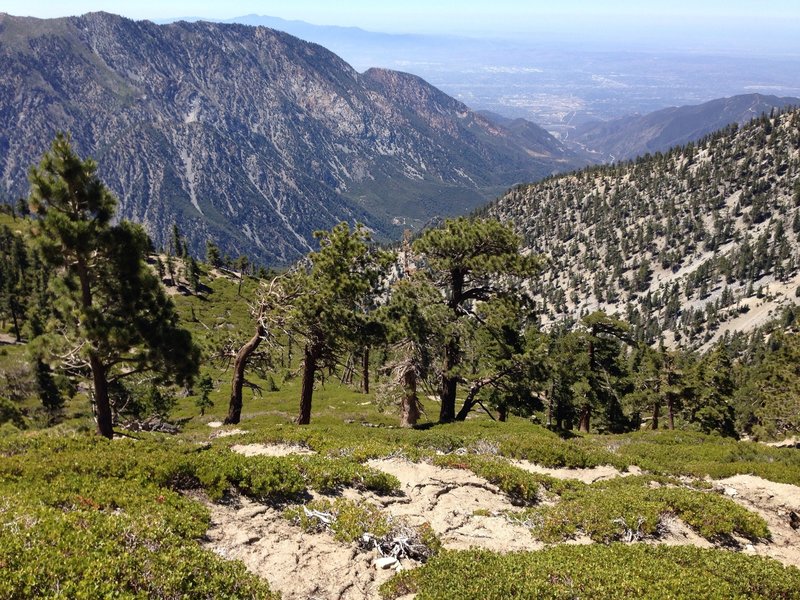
[201,445,800,599]
[204,496,398,600]
[714,474,800,568]
[512,459,641,483]
[364,457,544,553]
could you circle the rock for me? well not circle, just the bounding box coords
[373,557,399,569]
[237,505,268,519]
[233,532,261,546]
[723,487,738,497]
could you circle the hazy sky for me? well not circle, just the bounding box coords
[4,1,799,38]
[2,1,799,53]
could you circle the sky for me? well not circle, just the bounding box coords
[3,0,799,42]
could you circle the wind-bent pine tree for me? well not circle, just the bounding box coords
[28,134,200,438]
[413,217,539,422]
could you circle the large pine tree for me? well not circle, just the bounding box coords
[28,134,200,438]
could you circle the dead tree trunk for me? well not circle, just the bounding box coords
[400,367,421,427]
[224,322,264,425]
[362,347,370,394]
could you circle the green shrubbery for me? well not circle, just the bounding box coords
[285,497,442,560]
[381,545,800,599]
[0,431,406,598]
[0,454,278,599]
[285,498,394,542]
[432,454,579,503]
[596,429,800,485]
[517,476,769,543]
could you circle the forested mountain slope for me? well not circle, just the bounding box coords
[0,12,580,265]
[487,109,800,348]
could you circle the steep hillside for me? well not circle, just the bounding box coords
[0,12,580,265]
[487,108,800,348]
[571,94,799,162]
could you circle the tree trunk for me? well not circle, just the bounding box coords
[224,323,264,425]
[9,305,21,342]
[666,395,675,430]
[90,353,114,439]
[651,399,660,430]
[362,347,370,394]
[578,404,591,433]
[439,339,459,422]
[76,259,114,438]
[400,367,420,427]
[498,405,508,422]
[297,345,318,425]
[455,379,486,421]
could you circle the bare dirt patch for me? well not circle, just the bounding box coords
[230,443,317,457]
[511,459,640,484]
[204,496,399,600]
[211,428,248,439]
[714,474,800,568]
[364,457,543,553]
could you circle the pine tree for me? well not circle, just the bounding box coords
[206,239,221,267]
[273,223,390,425]
[413,217,539,422]
[28,134,200,438]
[195,375,214,416]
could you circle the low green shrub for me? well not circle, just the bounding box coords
[0,397,25,429]
[285,497,394,542]
[591,429,800,486]
[432,454,579,503]
[521,476,769,543]
[381,545,800,600]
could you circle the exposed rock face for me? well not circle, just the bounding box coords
[0,12,580,264]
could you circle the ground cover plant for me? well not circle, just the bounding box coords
[512,475,769,543]
[381,545,800,600]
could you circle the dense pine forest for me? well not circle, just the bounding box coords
[487,108,800,351]
[1,119,800,598]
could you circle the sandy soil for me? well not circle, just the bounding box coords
[713,474,800,568]
[204,495,401,600]
[211,428,248,439]
[363,457,544,553]
[200,449,800,599]
[231,443,317,457]
[512,459,641,484]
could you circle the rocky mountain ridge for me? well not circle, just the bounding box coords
[570,94,799,162]
[0,12,579,264]
[486,108,800,348]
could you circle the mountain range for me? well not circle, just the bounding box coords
[0,12,578,265]
[570,94,799,162]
